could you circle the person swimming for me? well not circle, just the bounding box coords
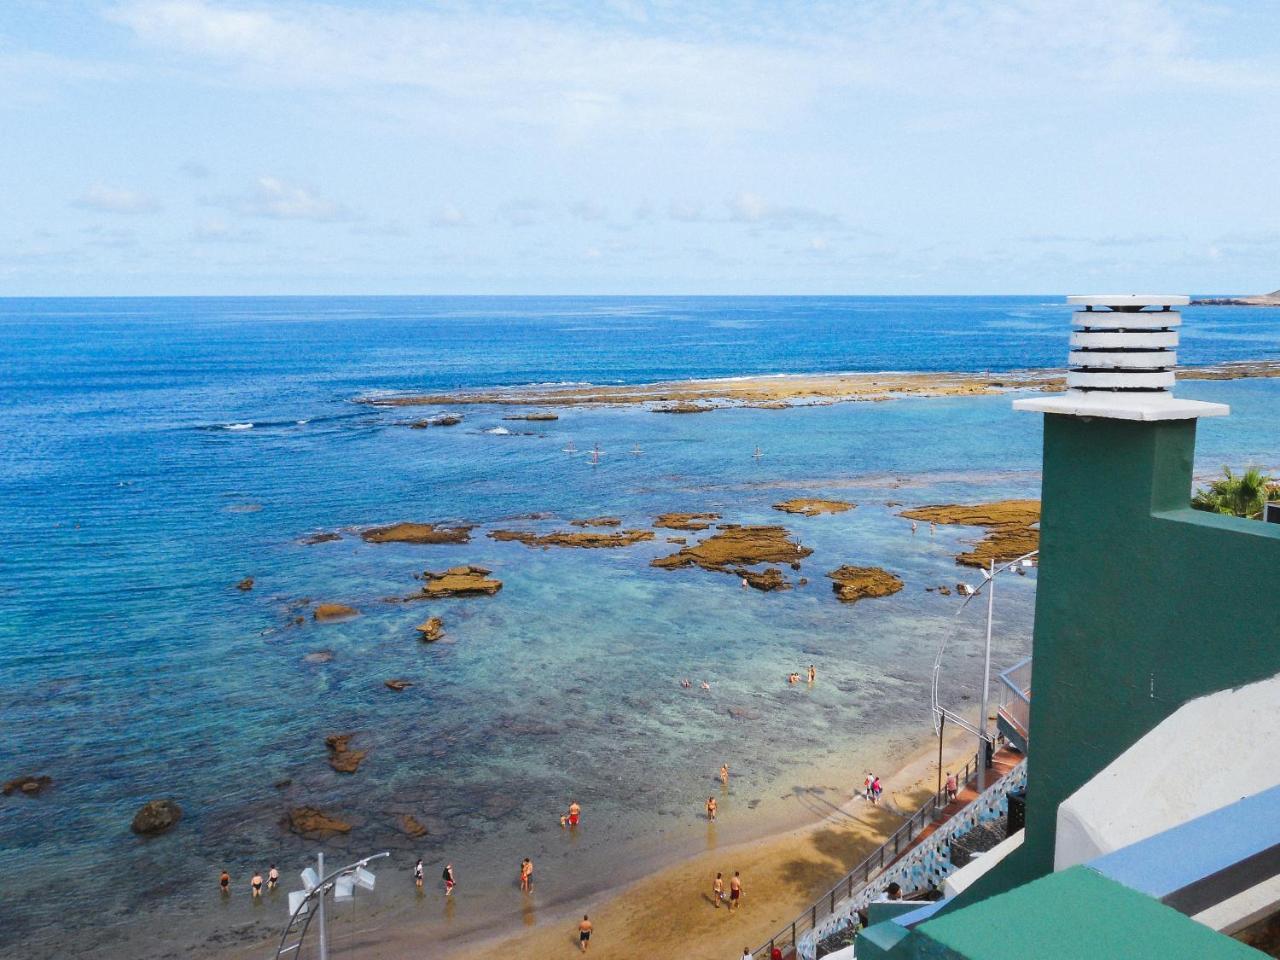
[267,864,279,890]
[251,871,263,898]
[219,870,230,894]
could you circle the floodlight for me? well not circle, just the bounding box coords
[288,890,309,916]
[353,867,376,891]
[333,877,355,902]
[300,867,319,892]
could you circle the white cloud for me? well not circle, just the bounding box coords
[219,176,349,221]
[430,204,468,228]
[72,184,159,214]
[728,191,838,229]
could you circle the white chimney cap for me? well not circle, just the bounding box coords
[1066,294,1189,309]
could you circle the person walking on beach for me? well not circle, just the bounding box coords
[864,774,875,803]
[251,870,263,899]
[713,872,725,908]
[707,796,718,822]
[872,776,883,803]
[720,763,730,785]
[945,772,958,803]
[414,859,424,889]
[729,871,743,911]
[267,864,279,891]
[219,870,230,895]
[578,915,593,952]
[442,862,455,896]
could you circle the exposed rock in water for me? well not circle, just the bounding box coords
[652,402,714,414]
[3,774,52,797]
[502,412,559,421]
[313,603,359,622]
[410,414,462,428]
[385,679,413,691]
[286,806,352,839]
[413,566,503,599]
[302,650,334,664]
[827,566,905,604]
[488,529,654,549]
[236,577,255,591]
[732,566,791,591]
[398,814,429,837]
[300,531,342,545]
[667,536,687,544]
[773,498,856,517]
[653,512,721,531]
[131,799,182,835]
[326,734,367,774]
[899,500,1041,567]
[727,706,760,721]
[745,401,790,409]
[652,525,812,573]
[416,617,444,642]
[274,779,292,790]
[569,516,621,527]
[361,522,472,544]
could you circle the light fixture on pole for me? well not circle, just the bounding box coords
[276,850,390,960]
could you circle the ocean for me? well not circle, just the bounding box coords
[1,296,1276,958]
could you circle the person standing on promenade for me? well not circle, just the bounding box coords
[707,796,718,821]
[729,871,743,911]
[713,872,725,907]
[250,870,263,899]
[720,763,730,785]
[945,772,958,803]
[578,915,593,952]
[267,864,279,891]
[442,862,455,896]
[414,859,424,889]
[219,870,230,895]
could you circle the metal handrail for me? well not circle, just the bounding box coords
[752,752,980,960]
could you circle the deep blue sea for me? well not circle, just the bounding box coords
[1,296,1276,959]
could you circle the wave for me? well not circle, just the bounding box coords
[224,423,253,431]
[486,427,511,435]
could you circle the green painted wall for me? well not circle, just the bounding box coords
[954,412,1280,903]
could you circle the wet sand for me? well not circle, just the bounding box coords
[361,361,1280,411]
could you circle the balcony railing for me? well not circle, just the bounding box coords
[997,656,1032,750]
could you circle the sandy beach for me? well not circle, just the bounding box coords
[361,361,1280,412]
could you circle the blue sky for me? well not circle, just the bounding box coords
[3,0,1278,295]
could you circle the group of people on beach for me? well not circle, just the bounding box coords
[218,865,278,898]
[863,773,883,804]
[712,870,744,911]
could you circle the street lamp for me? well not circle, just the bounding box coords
[277,850,390,960]
[931,549,1038,792]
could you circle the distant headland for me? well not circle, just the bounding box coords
[1192,289,1280,306]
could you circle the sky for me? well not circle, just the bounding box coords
[2,0,1279,295]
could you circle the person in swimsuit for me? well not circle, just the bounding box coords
[520,858,533,892]
[443,863,455,895]
[414,859,424,889]
[729,871,743,911]
[567,800,581,827]
[720,763,729,785]
[700,681,710,691]
[808,664,816,683]
[251,871,263,898]
[578,915,593,952]
[713,872,724,908]
[706,796,717,822]
[219,870,230,895]
[267,865,279,890]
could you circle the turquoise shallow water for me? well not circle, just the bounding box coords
[0,297,1276,958]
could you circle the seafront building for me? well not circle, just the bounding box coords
[768,296,1280,959]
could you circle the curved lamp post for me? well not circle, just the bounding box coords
[931,549,1038,791]
[277,850,390,960]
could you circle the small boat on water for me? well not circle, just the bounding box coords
[631,444,643,456]
[753,445,763,459]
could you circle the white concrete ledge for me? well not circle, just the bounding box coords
[1014,391,1229,421]
[1067,294,1189,308]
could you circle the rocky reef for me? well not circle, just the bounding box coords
[502,412,559,421]
[409,414,462,427]
[416,616,444,641]
[131,799,182,835]
[569,516,621,527]
[732,566,791,591]
[300,531,342,545]
[313,603,359,621]
[773,498,855,517]
[827,566,904,603]
[653,512,720,531]
[325,734,367,774]
[652,525,812,574]
[398,814,429,837]
[236,577,254,591]
[900,500,1040,567]
[384,679,413,691]
[413,566,503,599]
[361,522,472,544]
[488,529,654,548]
[286,806,351,839]
[3,774,52,797]
[653,402,715,414]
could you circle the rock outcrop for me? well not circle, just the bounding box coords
[236,577,255,591]
[569,516,621,527]
[326,734,367,774]
[286,807,351,839]
[732,566,791,591]
[409,414,462,427]
[414,566,503,599]
[385,679,413,691]
[827,566,904,603]
[773,498,855,517]
[899,500,1040,567]
[652,525,812,574]
[653,402,714,413]
[131,799,182,835]
[502,412,559,421]
[488,529,654,549]
[300,531,343,545]
[3,774,52,797]
[416,617,444,642]
[302,650,334,664]
[361,522,472,544]
[653,512,721,531]
[313,603,359,621]
[398,814,430,837]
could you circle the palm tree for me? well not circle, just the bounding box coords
[1191,466,1280,519]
